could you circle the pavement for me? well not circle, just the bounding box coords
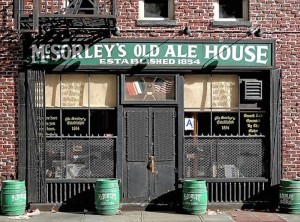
[0,210,299,222]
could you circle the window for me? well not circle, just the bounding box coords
[183,74,268,179]
[139,0,174,20]
[214,0,248,21]
[122,75,177,103]
[184,75,267,136]
[45,74,117,137]
[45,74,117,179]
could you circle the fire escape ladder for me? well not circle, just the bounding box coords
[65,0,84,14]
[14,0,118,34]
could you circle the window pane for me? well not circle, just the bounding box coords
[145,0,168,18]
[90,110,117,136]
[46,110,60,136]
[184,112,211,136]
[61,74,88,107]
[240,112,266,135]
[184,75,211,110]
[212,75,238,111]
[212,112,238,135]
[62,110,88,136]
[219,0,243,18]
[90,75,117,107]
[45,75,60,107]
[125,76,175,102]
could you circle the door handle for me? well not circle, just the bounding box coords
[147,156,155,174]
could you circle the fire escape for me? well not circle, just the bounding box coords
[14,0,118,36]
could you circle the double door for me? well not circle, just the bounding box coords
[123,107,176,203]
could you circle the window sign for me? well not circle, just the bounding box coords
[61,75,88,107]
[212,113,238,135]
[46,110,60,136]
[62,110,88,136]
[212,75,238,110]
[240,112,266,135]
[185,118,194,130]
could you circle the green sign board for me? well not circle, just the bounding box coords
[30,42,273,68]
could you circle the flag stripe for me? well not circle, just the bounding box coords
[154,78,173,93]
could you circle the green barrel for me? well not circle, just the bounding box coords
[1,180,26,216]
[95,179,120,215]
[183,179,207,215]
[279,179,300,214]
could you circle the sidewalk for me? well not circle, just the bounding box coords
[0,210,299,222]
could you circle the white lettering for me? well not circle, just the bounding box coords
[149,45,160,57]
[245,46,256,63]
[164,45,176,57]
[118,44,126,57]
[219,45,231,60]
[188,45,198,58]
[204,45,218,59]
[84,45,93,58]
[134,45,143,57]
[31,44,45,63]
[104,44,115,58]
[94,45,103,58]
[177,45,187,57]
[72,45,83,59]
[61,45,71,60]
[232,46,243,61]
[256,46,268,64]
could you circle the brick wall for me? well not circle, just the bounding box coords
[1,0,300,184]
[0,0,23,185]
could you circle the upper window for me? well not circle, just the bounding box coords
[139,0,174,20]
[45,74,116,108]
[214,0,248,21]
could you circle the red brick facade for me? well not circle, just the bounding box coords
[0,0,300,186]
[0,0,22,184]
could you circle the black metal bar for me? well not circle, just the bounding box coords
[18,72,27,181]
[33,0,39,32]
[40,14,116,18]
[46,136,117,139]
[184,135,265,138]
[54,183,57,202]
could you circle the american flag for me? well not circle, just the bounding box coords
[154,78,173,93]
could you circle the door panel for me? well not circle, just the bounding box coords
[153,163,175,197]
[128,163,148,198]
[125,109,148,162]
[124,107,176,203]
[153,109,175,161]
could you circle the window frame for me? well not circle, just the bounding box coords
[213,0,248,22]
[138,0,174,20]
[183,74,268,137]
[121,74,179,105]
[45,74,117,137]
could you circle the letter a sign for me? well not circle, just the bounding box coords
[185,118,194,130]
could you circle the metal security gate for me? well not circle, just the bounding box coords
[184,136,269,202]
[18,70,46,203]
[123,107,176,203]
